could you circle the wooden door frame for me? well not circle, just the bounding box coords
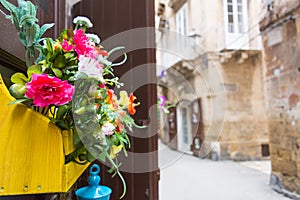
[72,1,158,199]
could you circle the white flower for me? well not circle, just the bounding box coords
[78,55,104,80]
[86,33,101,44]
[73,16,93,28]
[102,122,115,135]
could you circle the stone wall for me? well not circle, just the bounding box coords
[216,53,269,160]
[260,0,300,196]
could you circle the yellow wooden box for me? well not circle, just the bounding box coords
[0,75,89,195]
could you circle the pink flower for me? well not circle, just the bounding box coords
[78,56,104,80]
[25,74,74,108]
[102,122,115,135]
[73,29,95,57]
[62,39,74,52]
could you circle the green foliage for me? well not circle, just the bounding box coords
[0,0,54,67]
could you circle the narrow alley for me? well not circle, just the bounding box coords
[159,141,290,200]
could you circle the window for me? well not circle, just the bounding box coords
[223,0,249,49]
[225,0,247,34]
[175,3,188,35]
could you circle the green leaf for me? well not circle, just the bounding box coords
[0,0,20,31]
[27,65,42,77]
[34,23,40,41]
[52,68,63,78]
[60,29,68,40]
[68,76,75,82]
[56,121,69,130]
[11,73,28,85]
[65,65,78,70]
[9,84,27,98]
[26,25,38,47]
[19,14,38,27]
[26,1,37,17]
[53,54,66,69]
[45,38,53,53]
[64,53,75,60]
[18,32,27,46]
[39,23,54,38]
[56,105,69,120]
[7,98,29,106]
[0,0,17,15]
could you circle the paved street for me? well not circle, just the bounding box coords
[158,141,290,200]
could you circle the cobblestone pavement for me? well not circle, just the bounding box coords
[158,141,291,200]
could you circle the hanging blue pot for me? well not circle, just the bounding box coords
[75,164,112,200]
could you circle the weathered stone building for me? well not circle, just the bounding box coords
[156,0,270,160]
[260,0,300,197]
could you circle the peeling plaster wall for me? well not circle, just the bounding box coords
[260,1,300,195]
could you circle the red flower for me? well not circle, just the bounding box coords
[115,118,124,133]
[25,74,74,108]
[128,93,137,115]
[62,39,74,52]
[99,83,106,89]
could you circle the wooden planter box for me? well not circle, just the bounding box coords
[0,75,89,195]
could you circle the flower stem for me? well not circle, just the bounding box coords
[105,151,127,199]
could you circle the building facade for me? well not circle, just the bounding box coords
[156,0,270,160]
[260,0,300,197]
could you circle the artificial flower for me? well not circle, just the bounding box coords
[73,29,95,58]
[106,89,114,104]
[62,39,74,52]
[95,47,109,57]
[73,16,93,28]
[53,42,62,51]
[118,90,129,106]
[158,95,169,113]
[99,83,106,89]
[78,55,104,80]
[109,145,123,159]
[102,122,115,135]
[86,33,101,44]
[128,93,137,115]
[115,118,124,133]
[25,74,74,108]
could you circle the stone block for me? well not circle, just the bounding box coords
[280,136,293,150]
[282,176,300,194]
[272,158,297,176]
[278,149,292,160]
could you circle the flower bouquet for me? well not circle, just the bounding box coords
[0,0,141,198]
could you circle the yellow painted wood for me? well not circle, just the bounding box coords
[0,75,89,195]
[62,130,77,156]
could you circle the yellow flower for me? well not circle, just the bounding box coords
[53,41,62,51]
[109,145,123,159]
[118,90,129,106]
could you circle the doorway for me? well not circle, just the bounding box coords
[176,100,193,153]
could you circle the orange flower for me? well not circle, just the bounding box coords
[96,103,100,110]
[106,89,114,104]
[93,45,108,57]
[128,93,137,115]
